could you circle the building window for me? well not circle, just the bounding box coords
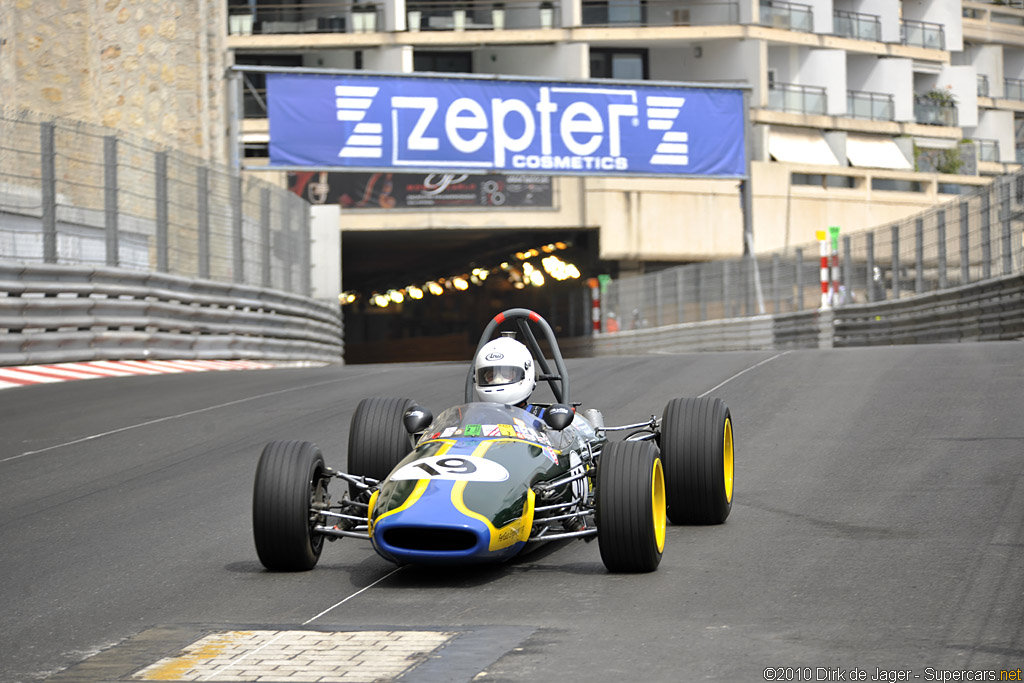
[235,54,302,119]
[414,51,473,73]
[590,48,648,80]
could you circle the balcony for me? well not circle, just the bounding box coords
[914,94,958,127]
[1005,78,1024,101]
[976,139,1000,162]
[760,0,812,32]
[768,82,826,115]
[581,1,739,28]
[228,1,383,35]
[978,74,990,98]
[847,90,894,121]
[408,1,559,31]
[833,9,880,42]
[901,18,945,50]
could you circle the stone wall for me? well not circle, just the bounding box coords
[0,0,229,163]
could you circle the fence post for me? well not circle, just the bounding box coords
[654,271,662,327]
[891,224,900,300]
[675,268,684,324]
[1000,179,1013,275]
[299,202,311,297]
[260,187,272,288]
[697,264,706,321]
[40,122,57,263]
[795,247,804,310]
[937,209,947,290]
[155,151,169,273]
[197,166,210,280]
[842,234,851,304]
[771,253,780,312]
[865,231,876,302]
[915,217,924,294]
[722,261,731,318]
[960,199,970,285]
[232,174,244,283]
[981,189,991,280]
[104,135,119,267]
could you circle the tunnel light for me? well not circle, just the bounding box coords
[407,285,424,299]
[529,270,545,287]
[426,281,444,296]
[452,276,469,291]
[388,289,404,303]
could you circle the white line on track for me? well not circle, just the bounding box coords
[697,351,790,398]
[0,375,356,465]
[199,567,405,681]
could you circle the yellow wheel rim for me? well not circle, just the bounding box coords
[723,417,734,503]
[651,458,666,553]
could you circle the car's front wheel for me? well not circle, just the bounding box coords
[660,397,733,525]
[347,397,416,498]
[252,440,328,571]
[596,441,666,573]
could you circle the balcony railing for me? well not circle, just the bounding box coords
[228,2,383,35]
[581,1,739,28]
[769,82,826,115]
[976,139,1000,162]
[1005,78,1024,101]
[760,0,813,32]
[847,90,894,121]
[901,18,945,50]
[408,1,560,31]
[978,74,990,98]
[834,9,880,41]
[914,95,958,127]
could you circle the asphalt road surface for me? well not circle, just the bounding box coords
[1,343,1022,682]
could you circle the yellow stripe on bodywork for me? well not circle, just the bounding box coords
[370,479,429,532]
[451,439,536,551]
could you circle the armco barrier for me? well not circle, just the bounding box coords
[0,261,342,365]
[831,273,1024,346]
[560,273,1022,356]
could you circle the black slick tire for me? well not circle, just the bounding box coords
[347,397,416,497]
[252,440,327,571]
[596,441,666,573]
[660,397,734,525]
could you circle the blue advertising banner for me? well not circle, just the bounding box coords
[267,72,746,178]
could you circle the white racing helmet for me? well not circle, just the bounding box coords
[473,337,536,405]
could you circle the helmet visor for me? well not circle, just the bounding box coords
[477,365,526,387]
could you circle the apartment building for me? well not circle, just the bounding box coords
[228,1,1024,295]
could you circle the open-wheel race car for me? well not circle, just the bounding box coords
[252,308,734,573]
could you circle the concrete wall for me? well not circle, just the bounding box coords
[0,0,229,163]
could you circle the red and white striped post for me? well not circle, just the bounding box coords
[587,277,601,332]
[816,230,831,309]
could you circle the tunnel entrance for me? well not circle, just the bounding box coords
[340,227,609,363]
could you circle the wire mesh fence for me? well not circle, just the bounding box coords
[597,170,1024,332]
[0,108,310,296]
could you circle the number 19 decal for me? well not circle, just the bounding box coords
[391,456,509,482]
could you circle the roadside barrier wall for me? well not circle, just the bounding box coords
[0,261,343,365]
[560,273,1023,356]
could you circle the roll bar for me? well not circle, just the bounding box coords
[464,308,571,405]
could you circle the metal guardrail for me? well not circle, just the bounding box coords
[560,273,1022,356]
[0,261,343,366]
[832,273,1024,346]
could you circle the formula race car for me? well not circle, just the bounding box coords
[252,308,733,573]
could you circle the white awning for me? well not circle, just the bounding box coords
[845,134,913,170]
[768,127,840,166]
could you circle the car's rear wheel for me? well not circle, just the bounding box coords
[596,441,666,573]
[347,397,416,497]
[660,397,733,525]
[252,440,328,571]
